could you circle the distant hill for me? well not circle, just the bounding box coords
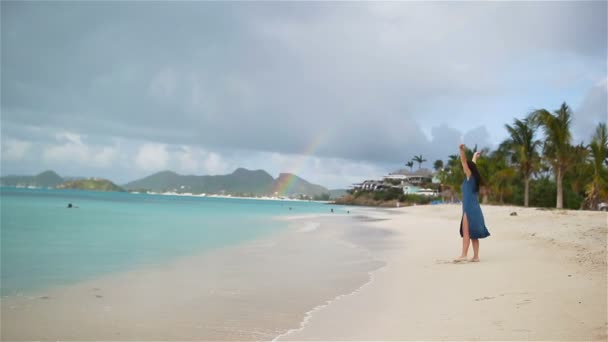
[271,173,328,197]
[56,178,124,192]
[124,168,275,195]
[125,168,329,197]
[328,189,348,199]
[1,168,330,197]
[0,170,64,188]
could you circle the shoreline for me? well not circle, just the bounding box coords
[1,186,334,203]
[272,262,388,342]
[271,210,396,341]
[1,211,386,341]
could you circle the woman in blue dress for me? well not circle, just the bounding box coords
[454,144,490,262]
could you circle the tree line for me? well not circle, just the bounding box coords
[433,102,607,210]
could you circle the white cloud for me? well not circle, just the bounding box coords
[304,157,388,188]
[201,152,228,175]
[176,146,200,174]
[2,139,31,160]
[174,146,230,175]
[42,132,119,168]
[95,147,119,167]
[44,141,88,163]
[135,143,169,171]
[255,151,388,188]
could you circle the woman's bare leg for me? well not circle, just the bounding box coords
[471,239,480,262]
[455,214,470,262]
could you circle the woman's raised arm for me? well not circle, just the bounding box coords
[459,144,472,179]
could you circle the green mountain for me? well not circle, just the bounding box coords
[1,168,330,197]
[0,170,64,188]
[56,178,124,192]
[123,170,184,191]
[272,173,328,197]
[124,168,275,195]
[125,168,329,197]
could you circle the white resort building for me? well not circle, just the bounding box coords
[352,168,439,197]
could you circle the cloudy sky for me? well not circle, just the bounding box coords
[1,1,606,188]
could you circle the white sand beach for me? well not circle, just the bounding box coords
[280,204,608,341]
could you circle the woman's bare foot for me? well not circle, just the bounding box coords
[453,256,468,263]
[469,257,480,262]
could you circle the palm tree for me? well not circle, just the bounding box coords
[504,116,541,207]
[440,154,463,200]
[412,155,427,170]
[405,161,414,172]
[585,122,608,209]
[491,168,517,204]
[433,159,444,172]
[479,145,513,203]
[446,153,467,194]
[532,102,573,209]
[568,143,591,208]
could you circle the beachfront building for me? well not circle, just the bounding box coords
[385,168,434,184]
[383,174,408,181]
[351,168,439,196]
[351,180,401,192]
[352,180,383,191]
[402,184,439,197]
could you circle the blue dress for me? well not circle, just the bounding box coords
[460,176,490,239]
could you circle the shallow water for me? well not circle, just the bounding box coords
[1,188,391,340]
[0,187,342,295]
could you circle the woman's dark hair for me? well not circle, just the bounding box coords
[467,160,482,194]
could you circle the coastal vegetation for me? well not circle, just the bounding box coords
[412,155,427,169]
[438,102,606,210]
[56,179,125,192]
[335,190,438,207]
[405,161,414,171]
[337,102,606,210]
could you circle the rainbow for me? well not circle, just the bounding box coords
[272,128,331,196]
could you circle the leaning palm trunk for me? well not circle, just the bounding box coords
[524,176,530,207]
[556,167,563,209]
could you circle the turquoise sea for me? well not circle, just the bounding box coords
[0,188,337,296]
